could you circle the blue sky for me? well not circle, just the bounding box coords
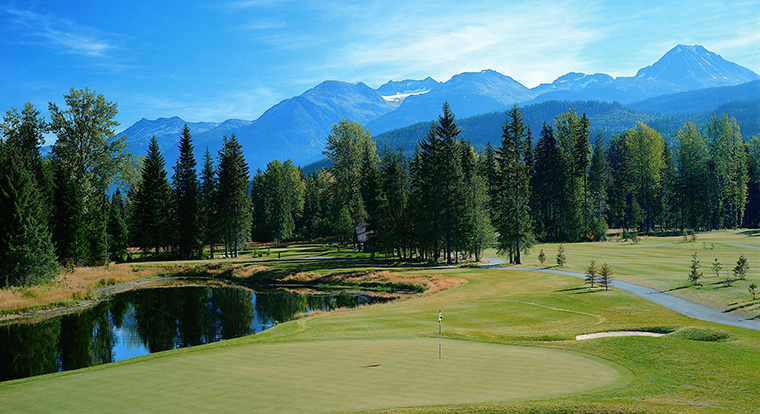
[1,0,759,131]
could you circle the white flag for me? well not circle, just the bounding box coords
[438,310,442,323]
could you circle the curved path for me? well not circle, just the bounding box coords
[720,242,760,250]
[283,255,760,331]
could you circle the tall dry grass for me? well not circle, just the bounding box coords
[0,263,159,315]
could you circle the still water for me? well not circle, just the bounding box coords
[0,284,385,382]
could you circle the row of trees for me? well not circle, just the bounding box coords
[0,89,135,287]
[248,104,759,265]
[129,129,251,260]
[2,89,760,286]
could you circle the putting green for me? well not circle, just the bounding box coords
[1,338,627,413]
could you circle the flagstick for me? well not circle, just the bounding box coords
[438,310,442,359]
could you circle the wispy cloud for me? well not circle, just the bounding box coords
[5,8,116,57]
[298,0,603,87]
[225,0,290,10]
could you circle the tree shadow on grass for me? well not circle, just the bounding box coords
[664,285,691,292]
[556,286,604,294]
[724,302,759,313]
[739,229,760,237]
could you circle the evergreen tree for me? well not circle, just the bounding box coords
[199,148,217,257]
[1,102,55,236]
[416,103,467,264]
[172,125,200,259]
[216,135,251,257]
[0,147,58,287]
[435,103,466,264]
[360,145,386,258]
[688,252,703,285]
[705,114,748,229]
[586,260,598,288]
[250,168,269,242]
[587,138,610,240]
[460,142,492,261]
[495,104,533,264]
[745,135,760,227]
[599,262,613,291]
[1,102,49,192]
[734,253,749,280]
[51,164,89,263]
[131,137,173,254]
[107,189,129,262]
[480,141,499,220]
[659,143,677,229]
[301,169,331,240]
[532,123,561,241]
[554,110,591,241]
[380,147,410,259]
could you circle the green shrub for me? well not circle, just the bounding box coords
[672,327,732,342]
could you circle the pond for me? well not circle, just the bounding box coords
[0,284,389,382]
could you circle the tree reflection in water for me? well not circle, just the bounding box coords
[0,285,384,382]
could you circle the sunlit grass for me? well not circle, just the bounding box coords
[2,231,760,412]
[508,229,760,318]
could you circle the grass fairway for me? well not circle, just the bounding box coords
[0,338,624,413]
[520,230,760,318]
[2,232,760,413]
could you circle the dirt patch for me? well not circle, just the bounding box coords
[281,270,465,295]
[576,331,667,340]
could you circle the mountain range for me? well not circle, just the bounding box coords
[117,44,759,170]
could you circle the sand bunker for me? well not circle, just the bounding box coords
[576,331,667,340]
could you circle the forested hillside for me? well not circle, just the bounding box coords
[374,99,760,153]
[2,89,759,288]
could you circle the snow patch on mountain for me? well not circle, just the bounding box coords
[381,90,431,104]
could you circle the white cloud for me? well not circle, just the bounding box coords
[316,1,602,87]
[5,8,116,57]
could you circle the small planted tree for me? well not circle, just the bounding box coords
[538,249,546,265]
[711,258,722,278]
[688,252,703,286]
[599,262,613,291]
[749,282,758,300]
[556,244,566,267]
[734,254,750,280]
[586,260,598,288]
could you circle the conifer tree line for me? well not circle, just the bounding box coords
[2,89,760,288]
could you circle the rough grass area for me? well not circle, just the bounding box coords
[0,264,158,316]
[670,327,733,342]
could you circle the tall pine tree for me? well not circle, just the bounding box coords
[132,137,173,255]
[495,104,533,264]
[172,125,200,259]
[199,148,217,257]
[216,135,251,257]
[0,146,58,286]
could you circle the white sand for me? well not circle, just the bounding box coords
[575,331,667,340]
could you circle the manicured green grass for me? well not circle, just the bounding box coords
[0,338,624,414]
[2,231,760,413]
[517,230,760,318]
